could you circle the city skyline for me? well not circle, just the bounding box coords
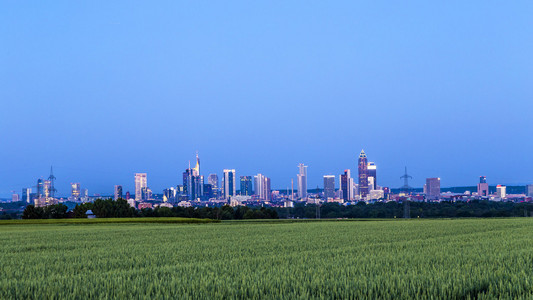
[4,150,531,199]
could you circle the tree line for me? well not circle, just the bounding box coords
[276,200,533,219]
[21,199,533,220]
[22,198,279,220]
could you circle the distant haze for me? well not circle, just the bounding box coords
[1,1,532,197]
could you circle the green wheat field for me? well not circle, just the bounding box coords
[1,218,533,299]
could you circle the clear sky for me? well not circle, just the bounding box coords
[1,1,532,197]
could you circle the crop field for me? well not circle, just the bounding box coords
[0,217,218,225]
[1,218,533,299]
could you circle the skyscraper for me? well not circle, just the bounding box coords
[183,154,203,200]
[36,179,44,197]
[71,183,81,199]
[323,175,335,199]
[367,162,377,190]
[163,187,176,202]
[183,168,192,199]
[340,170,353,201]
[114,185,123,200]
[208,173,218,190]
[208,174,219,198]
[193,153,200,176]
[141,187,152,201]
[135,173,147,201]
[43,180,52,198]
[80,188,89,201]
[477,176,489,197]
[240,176,253,196]
[22,188,31,203]
[254,174,271,200]
[12,193,20,202]
[358,150,369,198]
[297,163,307,199]
[193,175,204,200]
[223,169,236,199]
[426,178,441,200]
[202,184,213,199]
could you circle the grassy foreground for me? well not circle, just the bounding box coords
[0,217,218,225]
[1,219,533,298]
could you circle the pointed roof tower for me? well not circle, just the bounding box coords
[194,151,200,175]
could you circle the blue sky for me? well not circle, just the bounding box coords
[1,1,532,197]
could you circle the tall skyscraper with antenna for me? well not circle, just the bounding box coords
[358,150,369,198]
[183,152,203,200]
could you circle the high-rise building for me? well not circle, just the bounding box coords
[426,178,441,200]
[194,175,204,200]
[358,150,369,198]
[323,175,335,199]
[265,177,271,201]
[527,184,533,197]
[240,176,253,196]
[352,182,358,199]
[368,177,375,191]
[114,185,123,200]
[80,188,89,201]
[135,173,147,201]
[223,169,236,199]
[254,174,271,200]
[22,188,31,203]
[193,153,200,176]
[340,170,353,201]
[496,185,506,199]
[36,179,44,197]
[367,162,377,190]
[477,176,489,197]
[183,168,192,199]
[43,180,52,199]
[71,183,81,199]
[297,163,307,199]
[208,174,219,197]
[141,187,152,201]
[203,184,213,199]
[12,193,20,202]
[163,187,176,202]
[47,166,56,199]
[183,154,203,200]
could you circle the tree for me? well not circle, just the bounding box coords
[44,204,68,219]
[22,205,43,219]
[73,203,94,218]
